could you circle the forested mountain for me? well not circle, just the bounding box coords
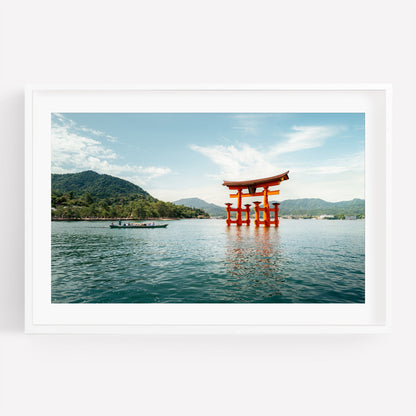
[51,171,208,220]
[172,198,227,217]
[52,170,151,199]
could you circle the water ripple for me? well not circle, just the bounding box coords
[52,219,365,303]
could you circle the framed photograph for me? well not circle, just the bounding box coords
[25,86,391,333]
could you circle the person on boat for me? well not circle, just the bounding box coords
[119,219,122,226]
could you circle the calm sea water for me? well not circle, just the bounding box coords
[51,219,365,303]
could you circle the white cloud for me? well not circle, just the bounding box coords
[79,126,106,136]
[190,125,342,181]
[105,135,118,143]
[53,113,119,142]
[51,114,170,186]
[270,125,339,156]
[190,143,279,181]
[281,170,365,202]
[293,152,364,176]
[189,125,364,203]
[231,114,263,135]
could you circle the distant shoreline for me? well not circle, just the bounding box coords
[51,217,183,222]
[51,216,363,222]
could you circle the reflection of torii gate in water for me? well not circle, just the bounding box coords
[222,171,289,227]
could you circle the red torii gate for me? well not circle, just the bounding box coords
[222,171,289,227]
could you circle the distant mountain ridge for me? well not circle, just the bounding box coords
[172,198,227,217]
[173,197,365,217]
[277,198,365,216]
[52,170,152,200]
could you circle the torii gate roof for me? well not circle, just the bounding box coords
[222,171,289,189]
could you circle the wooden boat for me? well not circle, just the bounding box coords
[109,222,168,229]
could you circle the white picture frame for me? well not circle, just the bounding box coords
[25,85,391,334]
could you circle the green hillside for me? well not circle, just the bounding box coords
[51,171,209,220]
[173,198,227,218]
[52,170,151,199]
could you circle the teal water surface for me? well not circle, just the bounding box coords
[51,219,365,303]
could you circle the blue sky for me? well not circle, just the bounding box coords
[51,112,365,205]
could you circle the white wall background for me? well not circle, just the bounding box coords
[0,1,415,415]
